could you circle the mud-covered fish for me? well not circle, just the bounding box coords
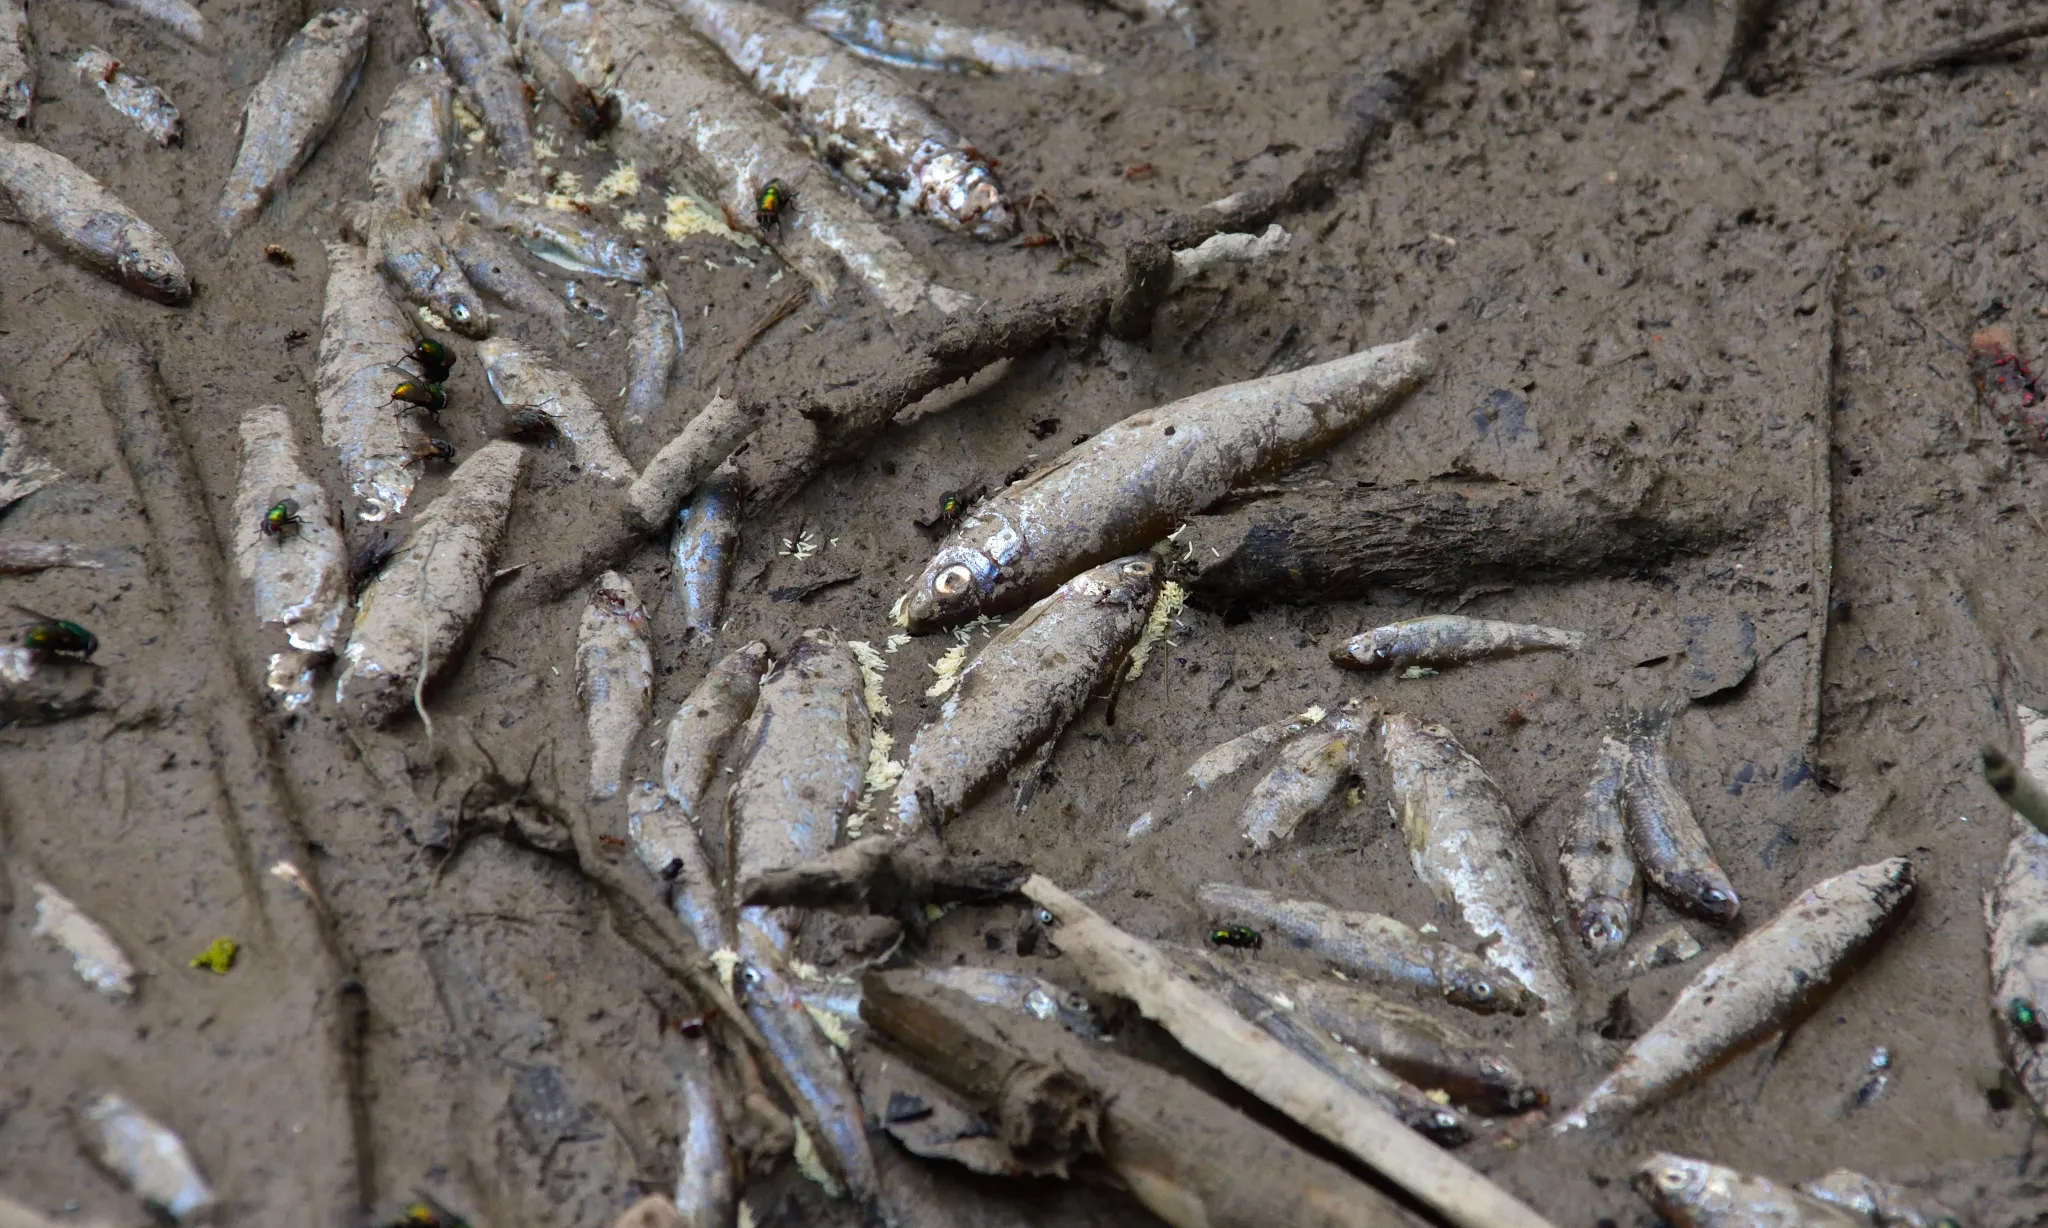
[1990,812,2048,1117]
[335,442,526,725]
[1239,698,1374,850]
[75,1093,215,1220]
[1798,1169,1957,1228]
[1559,736,1642,960]
[439,214,569,327]
[96,0,208,44]
[663,640,767,822]
[1196,882,1527,1014]
[1330,615,1583,672]
[219,8,369,237]
[673,0,1012,239]
[1183,704,1327,792]
[731,630,871,952]
[578,571,652,799]
[1635,1155,1860,1228]
[367,204,490,337]
[672,1023,736,1228]
[0,645,102,725]
[1621,924,1703,977]
[0,0,29,124]
[804,3,1106,75]
[469,181,650,282]
[624,282,684,425]
[1622,708,1740,923]
[421,0,537,175]
[517,34,614,138]
[673,470,739,640]
[901,337,1432,632]
[1382,712,1575,1024]
[889,555,1160,831]
[627,781,733,958]
[0,142,189,303]
[370,56,453,209]
[73,49,181,146]
[234,406,349,710]
[626,395,756,530]
[516,0,968,315]
[1,392,62,514]
[32,881,135,998]
[317,242,425,519]
[1559,857,1915,1131]
[795,966,1105,1041]
[478,337,634,482]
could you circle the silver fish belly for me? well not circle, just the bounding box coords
[1330,614,1583,671]
[673,1024,737,1227]
[420,0,537,174]
[0,0,30,124]
[627,781,731,951]
[1798,1169,1957,1228]
[478,337,635,482]
[673,470,740,640]
[219,8,369,237]
[73,49,181,146]
[1623,709,1740,923]
[1558,857,1915,1132]
[1634,1155,1860,1228]
[316,242,425,519]
[626,395,756,530]
[0,141,189,303]
[902,336,1432,632]
[370,56,454,210]
[76,1093,216,1220]
[624,282,685,424]
[31,881,136,998]
[578,570,653,799]
[96,0,208,45]
[370,204,490,337]
[1559,736,1642,959]
[804,3,1107,76]
[468,181,650,282]
[890,555,1160,831]
[663,640,768,822]
[1183,703,1328,793]
[234,406,349,707]
[439,215,570,326]
[1238,698,1374,850]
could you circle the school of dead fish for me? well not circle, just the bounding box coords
[0,0,2015,1224]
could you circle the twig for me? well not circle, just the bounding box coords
[1851,17,2048,81]
[1804,253,1841,758]
[730,285,810,366]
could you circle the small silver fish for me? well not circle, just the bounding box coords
[95,0,208,45]
[1183,704,1328,793]
[578,571,652,799]
[75,1093,216,1221]
[1635,1155,1861,1228]
[626,395,756,530]
[662,640,767,822]
[1239,698,1375,850]
[795,966,1105,1041]
[673,1025,736,1227]
[626,781,730,951]
[368,204,491,337]
[370,56,454,210]
[74,49,180,146]
[315,241,425,519]
[219,8,370,237]
[0,0,30,124]
[1559,736,1642,959]
[517,33,614,138]
[1330,614,1583,672]
[31,881,135,998]
[673,470,740,640]
[234,406,349,707]
[420,0,537,174]
[1558,858,1916,1132]
[469,181,650,282]
[439,215,569,327]
[623,282,685,425]
[803,3,1106,76]
[1798,1169,1957,1228]
[1,391,63,513]
[478,337,635,482]
[0,141,189,303]
[1622,708,1740,923]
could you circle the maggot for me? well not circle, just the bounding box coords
[478,338,636,483]
[0,141,189,303]
[1634,1154,1861,1228]
[672,469,740,641]
[468,180,650,283]
[803,3,1108,76]
[901,336,1432,633]
[218,8,370,237]
[623,282,685,425]
[1558,857,1916,1132]
[370,56,454,211]
[316,241,426,519]
[334,442,526,725]
[367,203,491,338]
[662,640,768,825]
[73,49,183,147]
[1622,707,1740,923]
[1330,614,1583,672]
[888,555,1162,832]
[234,406,349,710]
[1559,736,1643,960]
[421,0,538,175]
[578,571,653,799]
[1239,698,1376,850]
[75,1093,216,1221]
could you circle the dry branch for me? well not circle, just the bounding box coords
[1851,17,2048,81]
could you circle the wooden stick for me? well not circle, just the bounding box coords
[1803,255,1841,756]
[1019,875,1558,1228]
[1851,17,2048,81]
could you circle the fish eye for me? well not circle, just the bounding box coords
[741,967,762,986]
[1121,559,1153,577]
[1480,1058,1509,1076]
[1036,908,1056,926]
[451,303,471,321]
[1469,982,1492,1001]
[1704,887,1731,905]
[933,564,975,599]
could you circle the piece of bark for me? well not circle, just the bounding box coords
[738,835,1028,916]
[1018,876,1558,1228]
[861,969,1409,1228]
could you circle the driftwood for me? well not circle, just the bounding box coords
[737,835,1028,922]
[1177,479,1746,609]
[1018,876,1558,1228]
[860,969,1410,1228]
[1851,17,2048,81]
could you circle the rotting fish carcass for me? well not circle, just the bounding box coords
[478,337,635,482]
[626,395,756,531]
[0,0,30,124]
[673,469,740,641]
[673,0,1014,239]
[803,3,1107,76]
[31,881,136,999]
[1183,703,1328,793]
[1,392,63,513]
[1634,1154,1861,1228]
[1621,707,1740,924]
[1381,712,1576,1026]
[793,965,1105,1043]
[889,555,1161,832]
[73,49,181,146]
[468,181,650,282]
[662,640,768,824]
[517,34,616,138]
[75,1092,216,1221]
[316,242,426,520]
[1989,768,2048,1115]
[218,8,370,238]
[234,406,349,711]
[1196,882,1528,1015]
[1239,698,1376,850]
[901,336,1432,633]
[335,442,526,725]
[1798,1169,1959,1228]
[0,142,189,304]
[1330,614,1583,672]
[623,282,684,425]
[366,203,491,338]
[1558,857,1916,1132]
[95,0,208,45]
[370,56,454,211]
[672,1021,737,1228]
[627,781,730,952]
[439,215,569,327]
[578,571,652,799]
[420,0,538,176]
[1559,736,1642,960]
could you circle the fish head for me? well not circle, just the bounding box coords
[1672,870,1741,924]
[1331,628,1400,670]
[1442,966,1527,1015]
[118,246,192,306]
[918,150,1017,240]
[1573,896,1635,957]
[1071,553,1162,610]
[902,543,1000,632]
[1633,1155,1714,1223]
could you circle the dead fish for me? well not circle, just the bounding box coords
[1330,614,1583,672]
[73,49,181,146]
[368,204,490,337]
[421,0,538,175]
[1559,857,1915,1132]
[0,540,130,573]
[803,3,1107,75]
[1635,1155,1861,1228]
[94,0,207,45]
[1622,708,1740,923]
[219,8,370,237]
[1382,712,1576,1025]
[439,214,569,327]
[889,555,1161,832]
[469,181,650,282]
[75,1093,216,1221]
[673,1023,737,1228]
[1989,813,2048,1118]
[578,571,652,799]
[0,0,30,124]
[625,395,756,530]
[662,640,768,823]
[0,392,61,513]
[796,966,1104,1041]
[1239,698,1376,850]
[731,630,872,953]
[316,242,425,519]
[1799,1169,1958,1228]
[235,407,349,709]
[623,282,684,425]
[1621,923,1703,978]
[370,56,454,210]
[0,141,189,303]
[516,0,969,315]
[1196,882,1528,1014]
[1559,736,1642,960]
[517,33,615,137]
[901,336,1432,632]
[0,645,102,725]
[673,0,1013,239]
[335,442,527,725]
[31,881,135,998]
[627,782,731,951]
[1183,703,1328,792]
[673,469,740,640]
[478,337,635,482]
